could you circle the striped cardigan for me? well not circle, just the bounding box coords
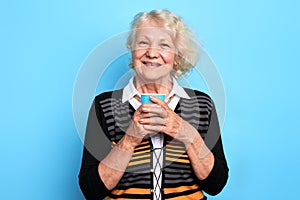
[79,89,228,200]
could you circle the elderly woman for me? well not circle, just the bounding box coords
[79,10,228,200]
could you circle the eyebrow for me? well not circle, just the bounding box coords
[136,35,173,43]
[135,35,150,40]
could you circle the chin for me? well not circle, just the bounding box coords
[134,65,172,83]
[138,74,170,84]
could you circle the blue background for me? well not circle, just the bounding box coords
[1,0,299,199]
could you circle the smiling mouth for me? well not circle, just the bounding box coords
[142,61,162,68]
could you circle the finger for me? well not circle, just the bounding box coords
[140,102,163,110]
[138,103,160,114]
[137,105,165,118]
[139,116,166,126]
[139,112,155,119]
[143,124,165,133]
[150,95,169,109]
[142,106,167,117]
[150,96,171,111]
[135,104,155,118]
[134,106,144,116]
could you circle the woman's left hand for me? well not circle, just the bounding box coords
[140,96,215,180]
[139,95,195,146]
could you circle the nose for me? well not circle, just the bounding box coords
[146,47,159,58]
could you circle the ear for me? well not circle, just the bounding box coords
[129,57,134,68]
[173,61,178,68]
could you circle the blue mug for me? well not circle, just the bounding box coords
[141,94,165,104]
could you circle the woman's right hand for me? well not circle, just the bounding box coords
[125,103,152,148]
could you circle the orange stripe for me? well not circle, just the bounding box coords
[166,148,186,154]
[135,141,150,148]
[164,183,198,194]
[133,149,151,155]
[166,143,185,149]
[139,140,150,145]
[166,152,188,158]
[106,197,148,200]
[167,140,183,145]
[166,157,190,164]
[131,153,150,161]
[111,187,150,195]
[165,184,204,199]
[112,140,149,147]
[166,147,185,152]
[106,197,142,200]
[128,158,151,166]
[166,191,204,200]
[134,145,150,151]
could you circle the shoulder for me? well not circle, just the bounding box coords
[94,89,123,104]
[183,88,213,104]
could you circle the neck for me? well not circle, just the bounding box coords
[134,76,173,95]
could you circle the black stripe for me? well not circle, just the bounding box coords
[109,193,151,199]
[164,187,202,199]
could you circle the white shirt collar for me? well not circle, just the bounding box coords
[122,76,190,103]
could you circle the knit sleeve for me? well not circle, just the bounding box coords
[198,101,229,196]
[78,98,112,199]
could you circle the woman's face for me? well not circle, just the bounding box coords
[132,20,176,83]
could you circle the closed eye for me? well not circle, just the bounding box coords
[138,41,149,47]
[160,43,171,49]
